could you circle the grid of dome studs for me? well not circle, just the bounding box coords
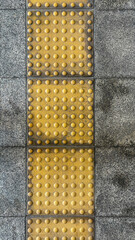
[27,218,94,240]
[27,2,95,240]
[28,148,94,215]
[27,10,93,77]
[28,79,94,146]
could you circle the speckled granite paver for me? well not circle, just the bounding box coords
[0,0,25,9]
[0,147,26,216]
[95,78,135,147]
[0,10,25,78]
[0,217,25,240]
[0,77,26,146]
[95,0,135,9]
[95,147,135,216]
[95,217,135,240]
[95,11,135,78]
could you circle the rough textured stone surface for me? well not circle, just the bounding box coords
[95,147,135,216]
[0,0,25,9]
[0,10,25,78]
[95,11,135,78]
[95,0,135,9]
[95,217,135,240]
[95,78,135,147]
[0,148,26,216]
[0,78,26,146]
[0,217,25,240]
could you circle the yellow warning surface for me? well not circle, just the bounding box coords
[27,218,94,240]
[28,79,94,146]
[27,148,94,215]
[27,0,93,9]
[27,10,93,77]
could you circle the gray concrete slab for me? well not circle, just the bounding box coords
[0,0,25,9]
[0,148,26,216]
[0,10,26,78]
[95,0,135,9]
[0,217,25,240]
[95,78,135,147]
[95,11,135,78]
[95,217,135,240]
[95,147,135,216]
[0,77,26,146]
[0,147,26,216]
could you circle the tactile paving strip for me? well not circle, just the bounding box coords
[27,217,94,240]
[27,148,94,215]
[28,79,94,146]
[27,10,93,77]
[27,0,93,9]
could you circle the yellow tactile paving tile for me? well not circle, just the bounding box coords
[27,148,94,215]
[27,218,94,240]
[28,79,94,146]
[27,10,93,77]
[27,0,93,9]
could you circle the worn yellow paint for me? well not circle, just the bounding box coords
[27,217,94,240]
[27,10,93,77]
[27,0,93,9]
[28,79,94,146]
[27,147,94,215]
